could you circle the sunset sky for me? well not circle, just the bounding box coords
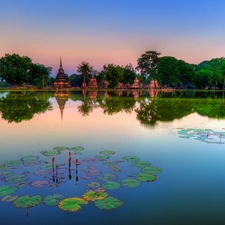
[1,0,225,76]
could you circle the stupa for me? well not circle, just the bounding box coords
[53,57,71,90]
[89,75,98,89]
[131,77,140,89]
[149,79,159,89]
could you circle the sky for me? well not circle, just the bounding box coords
[0,0,225,76]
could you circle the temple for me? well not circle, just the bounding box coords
[131,77,140,89]
[53,57,71,89]
[89,75,98,89]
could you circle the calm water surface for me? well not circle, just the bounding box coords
[0,90,225,225]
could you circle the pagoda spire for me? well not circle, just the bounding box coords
[60,56,62,67]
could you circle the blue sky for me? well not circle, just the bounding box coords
[0,0,225,76]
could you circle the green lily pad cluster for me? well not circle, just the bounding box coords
[177,128,225,144]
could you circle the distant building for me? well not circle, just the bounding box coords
[53,57,71,89]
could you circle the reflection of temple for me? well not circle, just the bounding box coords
[54,91,70,120]
[149,79,159,89]
[132,90,139,100]
[117,82,123,89]
[149,90,159,98]
[131,77,140,89]
[89,91,97,101]
[53,57,71,89]
[89,76,98,89]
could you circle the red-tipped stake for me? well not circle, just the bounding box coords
[52,157,55,163]
[75,159,79,165]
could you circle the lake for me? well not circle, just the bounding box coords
[0,90,225,225]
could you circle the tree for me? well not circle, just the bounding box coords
[77,61,93,85]
[136,51,161,84]
[69,74,83,87]
[122,64,137,85]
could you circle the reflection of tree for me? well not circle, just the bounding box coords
[78,100,94,116]
[0,92,52,123]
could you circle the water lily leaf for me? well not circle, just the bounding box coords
[136,173,157,182]
[94,196,123,210]
[2,195,18,202]
[71,151,82,155]
[31,180,49,188]
[81,175,92,180]
[141,166,162,174]
[133,161,150,168]
[0,186,18,197]
[13,195,42,209]
[99,150,115,155]
[43,194,65,206]
[40,164,53,170]
[121,179,141,188]
[102,160,116,165]
[102,181,121,190]
[53,146,69,151]
[5,174,29,184]
[82,158,99,163]
[23,160,41,166]
[82,190,108,201]
[95,188,105,193]
[34,170,51,176]
[96,173,118,182]
[41,151,60,156]
[83,168,102,176]
[16,182,27,188]
[21,156,39,162]
[0,171,13,179]
[58,197,88,212]
[0,165,4,170]
[122,156,140,163]
[95,155,109,160]
[4,160,22,167]
[87,182,101,188]
[69,146,84,151]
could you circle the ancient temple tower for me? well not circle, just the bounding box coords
[53,57,71,89]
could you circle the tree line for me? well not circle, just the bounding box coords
[1,52,225,89]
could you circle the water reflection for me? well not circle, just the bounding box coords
[1,90,225,125]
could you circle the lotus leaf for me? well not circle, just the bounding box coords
[102,181,121,190]
[40,164,53,170]
[2,195,18,202]
[82,158,98,163]
[31,180,49,188]
[83,169,102,176]
[102,160,116,165]
[122,156,140,163]
[13,195,42,209]
[0,186,18,197]
[133,161,150,168]
[95,155,109,160]
[137,173,157,182]
[69,146,84,151]
[34,169,50,176]
[82,190,108,201]
[94,196,123,210]
[141,166,162,174]
[96,173,118,182]
[121,179,141,188]
[95,188,105,193]
[82,175,92,180]
[21,156,39,162]
[58,197,88,212]
[43,194,65,206]
[5,174,28,184]
[4,160,22,167]
[71,151,82,155]
[87,182,101,188]
[41,151,60,156]
[0,165,4,170]
[99,150,115,155]
[0,171,13,179]
[53,146,69,151]
[16,182,27,188]
[23,160,41,166]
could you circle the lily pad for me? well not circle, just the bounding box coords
[0,186,18,197]
[16,182,27,188]
[96,173,118,182]
[40,164,53,170]
[4,160,22,167]
[69,146,84,151]
[53,146,69,151]
[94,196,123,210]
[23,160,41,166]
[87,182,101,188]
[122,156,140,163]
[21,156,39,162]
[34,170,50,176]
[2,195,18,202]
[30,180,49,188]
[13,195,42,209]
[43,194,65,206]
[133,161,150,168]
[58,197,88,212]
[136,173,157,182]
[95,155,109,160]
[0,171,13,179]
[82,158,99,163]
[82,190,108,201]
[102,160,117,165]
[5,174,29,184]
[102,181,121,190]
[71,151,82,155]
[141,166,162,174]
[99,150,115,155]
[41,151,60,157]
[0,165,4,170]
[121,179,141,188]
